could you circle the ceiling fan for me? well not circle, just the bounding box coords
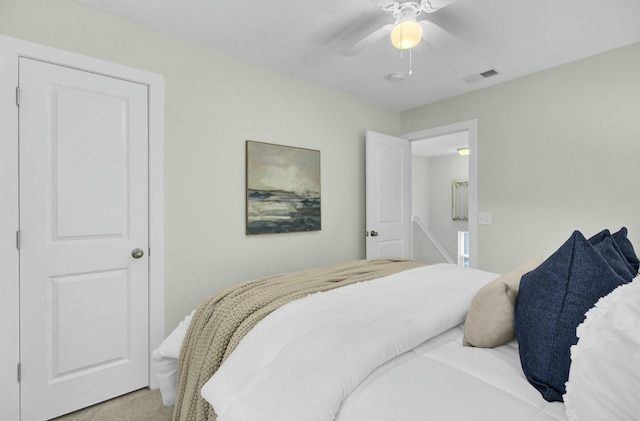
[342,0,457,56]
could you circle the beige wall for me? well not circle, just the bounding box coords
[412,153,469,263]
[428,154,469,260]
[3,0,639,329]
[402,42,640,273]
[412,156,430,226]
[0,0,402,330]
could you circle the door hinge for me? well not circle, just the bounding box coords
[15,86,20,107]
[16,230,21,250]
[17,363,21,382]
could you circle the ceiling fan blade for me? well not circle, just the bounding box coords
[369,0,396,7]
[319,0,371,15]
[419,20,459,51]
[421,0,456,13]
[342,24,393,56]
[310,12,364,45]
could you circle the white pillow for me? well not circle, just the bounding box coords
[564,275,640,420]
[153,309,195,359]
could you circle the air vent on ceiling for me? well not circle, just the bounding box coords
[386,72,405,82]
[480,69,499,78]
[462,68,501,84]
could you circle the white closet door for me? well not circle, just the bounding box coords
[365,130,412,259]
[19,57,149,420]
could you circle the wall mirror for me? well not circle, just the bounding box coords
[452,180,469,221]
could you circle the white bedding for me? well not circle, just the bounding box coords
[152,310,194,406]
[155,263,568,420]
[336,325,566,421]
[202,264,509,421]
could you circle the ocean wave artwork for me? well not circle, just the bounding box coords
[246,141,321,235]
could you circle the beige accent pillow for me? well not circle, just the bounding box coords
[463,256,543,348]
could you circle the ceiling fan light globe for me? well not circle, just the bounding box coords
[390,19,423,49]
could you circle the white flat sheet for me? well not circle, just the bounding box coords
[202,264,499,421]
[152,310,195,406]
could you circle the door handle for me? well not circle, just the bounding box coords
[131,248,145,259]
[370,230,379,237]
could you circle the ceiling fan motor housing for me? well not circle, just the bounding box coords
[380,1,441,16]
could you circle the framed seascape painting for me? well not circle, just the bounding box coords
[246,141,321,235]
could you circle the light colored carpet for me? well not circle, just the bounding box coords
[52,388,173,421]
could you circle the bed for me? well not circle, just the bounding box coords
[153,228,640,421]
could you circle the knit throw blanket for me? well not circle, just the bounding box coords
[172,258,423,421]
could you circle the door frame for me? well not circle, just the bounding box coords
[0,35,165,419]
[402,119,478,268]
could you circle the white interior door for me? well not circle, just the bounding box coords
[365,130,412,259]
[19,57,150,420]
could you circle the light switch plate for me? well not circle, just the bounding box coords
[478,212,492,225]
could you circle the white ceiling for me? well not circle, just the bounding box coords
[412,131,468,157]
[78,0,640,111]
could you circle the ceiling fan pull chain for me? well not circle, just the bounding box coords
[409,48,413,75]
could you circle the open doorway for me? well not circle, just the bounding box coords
[402,120,478,268]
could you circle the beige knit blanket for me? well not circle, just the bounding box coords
[172,258,423,421]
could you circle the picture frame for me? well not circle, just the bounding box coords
[452,179,469,221]
[246,140,321,235]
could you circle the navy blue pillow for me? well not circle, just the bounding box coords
[611,227,640,274]
[514,231,629,402]
[588,229,637,281]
